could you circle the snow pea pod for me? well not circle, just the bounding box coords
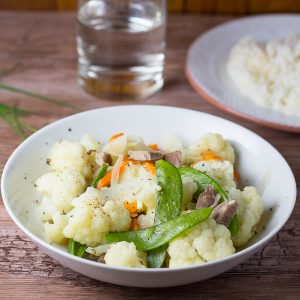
[91,163,108,188]
[147,160,183,268]
[154,160,183,224]
[229,214,238,237]
[67,239,87,257]
[106,207,213,251]
[178,167,228,201]
[179,167,238,236]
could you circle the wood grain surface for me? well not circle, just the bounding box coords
[0,12,299,300]
[1,0,300,14]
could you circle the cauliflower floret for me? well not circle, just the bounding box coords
[102,135,147,156]
[162,132,184,152]
[36,170,86,213]
[63,187,131,246]
[162,133,200,165]
[229,187,264,247]
[168,236,205,268]
[104,242,147,268]
[182,148,202,165]
[137,208,155,229]
[49,140,92,178]
[182,176,198,209]
[168,218,235,267]
[193,160,236,191]
[193,218,235,261]
[191,133,235,164]
[63,187,111,246]
[44,211,68,244]
[36,196,57,222]
[102,200,131,232]
[80,134,101,151]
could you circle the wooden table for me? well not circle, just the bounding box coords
[0,12,299,299]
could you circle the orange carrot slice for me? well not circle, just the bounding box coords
[109,132,124,142]
[124,200,137,214]
[200,150,222,161]
[142,162,156,176]
[192,150,222,166]
[234,168,240,182]
[125,158,156,176]
[97,161,127,189]
[97,170,112,189]
[148,144,159,151]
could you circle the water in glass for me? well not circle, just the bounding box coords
[77,0,166,100]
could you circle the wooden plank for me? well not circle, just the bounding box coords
[56,0,76,10]
[186,0,214,13]
[250,0,300,13]
[214,0,249,15]
[0,0,56,10]
[168,0,184,13]
[1,0,300,14]
[0,11,300,299]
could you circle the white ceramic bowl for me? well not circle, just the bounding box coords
[1,105,296,287]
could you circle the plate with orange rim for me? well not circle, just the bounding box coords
[185,14,300,132]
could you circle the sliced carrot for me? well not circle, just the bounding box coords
[124,200,137,214]
[97,160,127,189]
[148,144,159,151]
[97,170,112,189]
[200,150,222,161]
[130,217,139,230]
[191,150,222,166]
[142,161,156,176]
[125,157,156,176]
[109,132,124,142]
[234,168,240,182]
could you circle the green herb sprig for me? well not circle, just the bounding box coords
[0,103,36,139]
[0,83,79,111]
[0,63,81,139]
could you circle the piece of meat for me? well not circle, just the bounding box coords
[196,185,216,209]
[95,151,112,166]
[128,150,163,161]
[163,151,183,167]
[211,200,237,227]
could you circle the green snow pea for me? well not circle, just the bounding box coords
[179,167,238,236]
[67,239,87,257]
[106,207,213,251]
[178,167,228,200]
[229,214,239,237]
[147,160,183,268]
[91,163,108,188]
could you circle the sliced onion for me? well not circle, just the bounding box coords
[86,244,110,256]
[111,154,124,186]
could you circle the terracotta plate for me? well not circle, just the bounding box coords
[186,14,300,132]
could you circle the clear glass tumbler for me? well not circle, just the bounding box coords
[77,0,166,100]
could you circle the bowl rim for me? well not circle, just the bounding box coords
[1,104,297,273]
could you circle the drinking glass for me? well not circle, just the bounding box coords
[77,0,166,100]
